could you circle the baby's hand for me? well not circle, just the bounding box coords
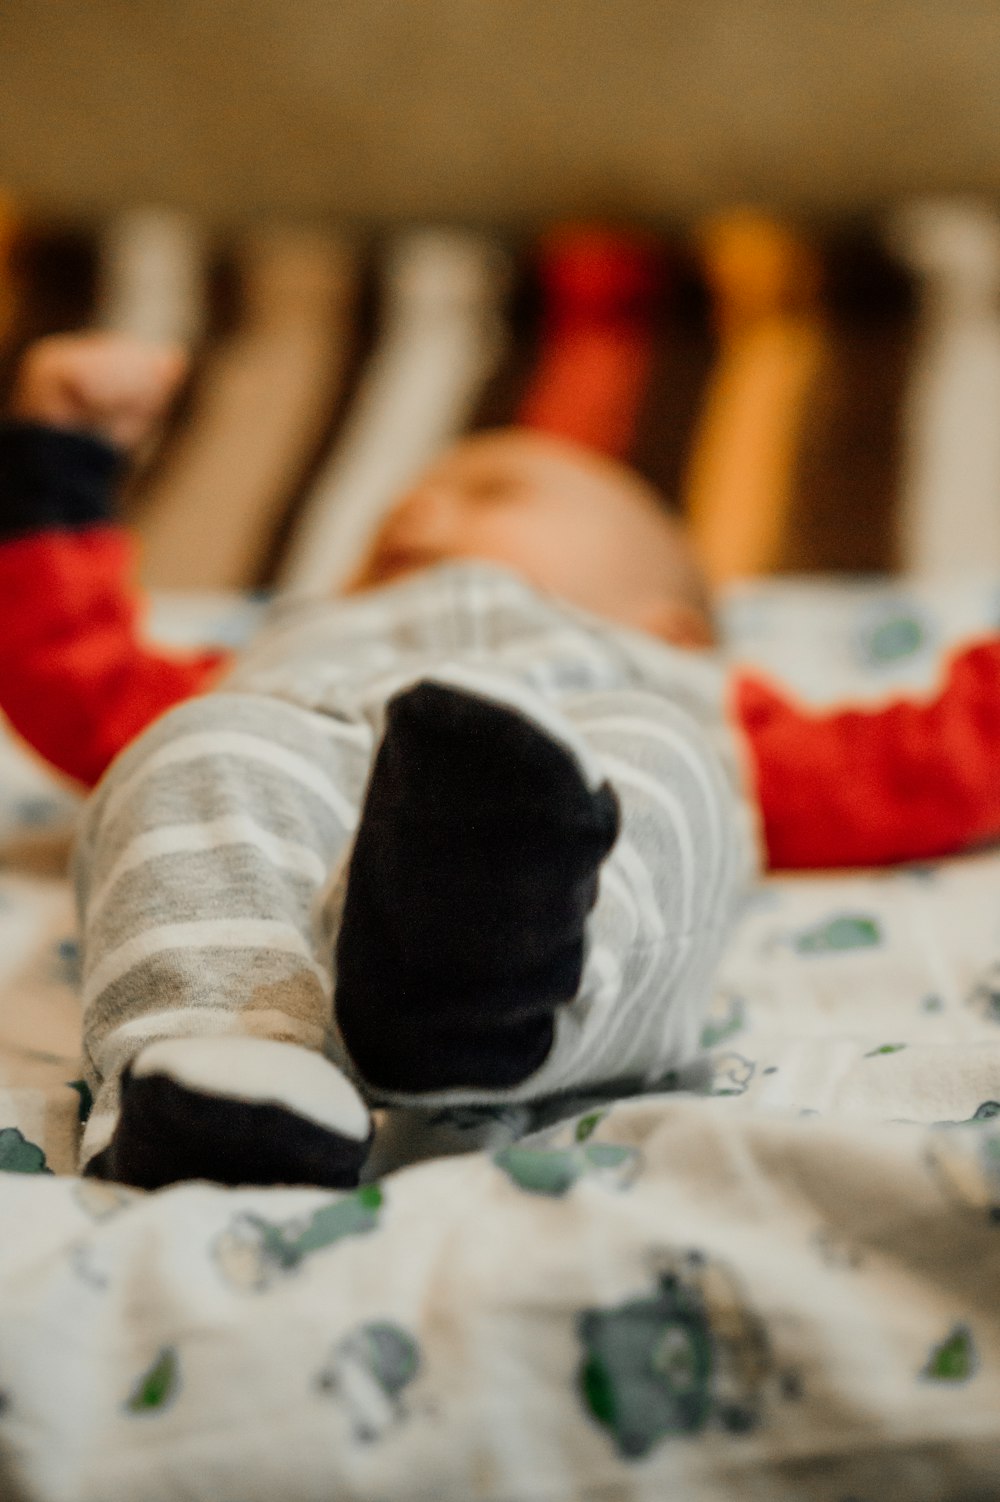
[10,333,188,451]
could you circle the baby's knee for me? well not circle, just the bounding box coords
[565,688,754,922]
[565,688,738,817]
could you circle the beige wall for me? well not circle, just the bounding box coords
[2,0,999,227]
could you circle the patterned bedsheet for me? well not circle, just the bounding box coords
[1,579,1000,1502]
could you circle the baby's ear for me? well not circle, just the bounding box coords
[637,599,717,650]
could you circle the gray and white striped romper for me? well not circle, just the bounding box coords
[74,561,757,1169]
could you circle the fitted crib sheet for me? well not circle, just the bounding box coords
[1,578,1000,1502]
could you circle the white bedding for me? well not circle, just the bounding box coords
[1,578,999,1501]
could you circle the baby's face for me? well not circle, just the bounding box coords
[347,429,714,645]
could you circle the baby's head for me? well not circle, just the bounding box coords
[347,428,715,648]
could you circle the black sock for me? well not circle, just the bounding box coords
[334,681,620,1093]
[86,1038,373,1191]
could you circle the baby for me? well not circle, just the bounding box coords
[3,334,1000,1191]
[0,335,760,1189]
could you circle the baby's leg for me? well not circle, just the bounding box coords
[543,686,751,1094]
[331,675,748,1106]
[77,691,374,1188]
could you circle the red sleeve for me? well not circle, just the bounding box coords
[0,526,232,787]
[733,636,1000,870]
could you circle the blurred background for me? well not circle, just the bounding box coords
[3,0,1000,594]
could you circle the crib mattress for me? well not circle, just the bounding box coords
[1,579,999,1502]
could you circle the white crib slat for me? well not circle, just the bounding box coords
[276,229,510,599]
[889,198,1000,576]
[95,206,206,348]
[134,229,356,590]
